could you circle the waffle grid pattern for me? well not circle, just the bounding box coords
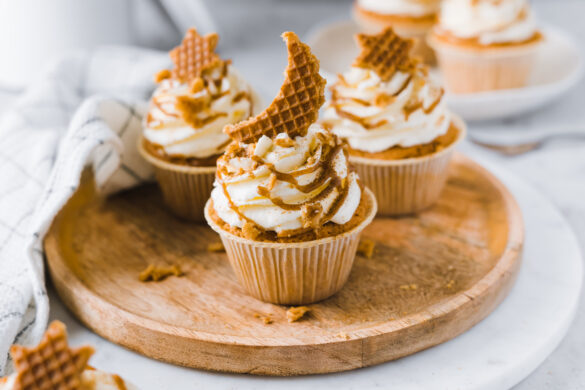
[169,28,222,85]
[225,32,326,143]
[10,322,94,390]
[354,27,417,82]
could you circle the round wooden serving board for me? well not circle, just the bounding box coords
[44,154,523,376]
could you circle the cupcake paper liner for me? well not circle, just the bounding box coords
[204,189,377,305]
[138,137,216,222]
[428,35,541,93]
[350,115,466,216]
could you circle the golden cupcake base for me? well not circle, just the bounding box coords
[204,189,377,305]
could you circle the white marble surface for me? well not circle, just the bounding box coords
[1,0,584,388]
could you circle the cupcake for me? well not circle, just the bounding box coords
[353,0,440,64]
[1,321,137,390]
[139,28,260,221]
[204,32,377,305]
[428,0,543,93]
[321,27,465,216]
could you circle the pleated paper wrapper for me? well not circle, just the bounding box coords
[205,189,377,305]
[350,117,466,216]
[138,137,215,221]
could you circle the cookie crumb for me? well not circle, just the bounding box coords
[242,221,261,240]
[154,69,171,83]
[286,306,310,323]
[207,241,225,252]
[254,313,273,324]
[399,283,418,291]
[139,264,183,282]
[357,239,376,258]
[446,279,455,289]
[337,331,350,340]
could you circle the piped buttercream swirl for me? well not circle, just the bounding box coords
[210,124,362,236]
[322,66,450,153]
[144,63,258,159]
[438,0,538,45]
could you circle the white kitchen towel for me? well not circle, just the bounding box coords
[0,46,168,374]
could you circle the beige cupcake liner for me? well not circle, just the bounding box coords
[352,5,437,65]
[350,115,466,216]
[204,189,378,305]
[138,137,216,222]
[428,34,542,93]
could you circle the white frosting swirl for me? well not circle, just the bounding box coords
[143,65,258,159]
[322,67,450,153]
[211,124,362,235]
[357,0,440,17]
[439,0,538,45]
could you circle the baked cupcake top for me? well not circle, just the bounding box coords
[321,28,450,154]
[356,0,440,18]
[435,0,540,46]
[143,28,259,163]
[210,32,363,240]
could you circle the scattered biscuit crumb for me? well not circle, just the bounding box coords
[207,242,225,252]
[274,137,295,148]
[267,173,277,191]
[357,239,376,258]
[254,313,273,324]
[446,279,455,289]
[154,69,171,83]
[242,221,261,240]
[189,77,204,93]
[337,332,350,340]
[139,264,183,282]
[286,306,310,323]
[399,283,418,291]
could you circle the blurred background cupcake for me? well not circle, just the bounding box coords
[353,0,440,64]
[139,28,261,221]
[428,0,544,93]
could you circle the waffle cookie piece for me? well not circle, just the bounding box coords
[158,28,223,86]
[353,27,418,82]
[9,321,94,390]
[224,31,326,143]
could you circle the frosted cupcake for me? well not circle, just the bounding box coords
[139,28,260,221]
[428,0,543,93]
[353,0,440,64]
[204,32,377,305]
[321,27,465,216]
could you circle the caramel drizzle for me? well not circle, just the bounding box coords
[403,89,444,120]
[329,74,412,129]
[216,140,352,237]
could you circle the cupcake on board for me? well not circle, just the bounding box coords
[204,32,377,305]
[321,27,466,216]
[139,28,261,221]
[0,321,136,390]
[428,0,543,93]
[353,0,440,64]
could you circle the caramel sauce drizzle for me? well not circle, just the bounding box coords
[216,137,352,237]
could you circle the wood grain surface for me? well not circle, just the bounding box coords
[44,153,524,376]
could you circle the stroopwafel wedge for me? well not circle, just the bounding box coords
[159,28,223,86]
[353,27,417,82]
[224,31,326,143]
[9,321,94,390]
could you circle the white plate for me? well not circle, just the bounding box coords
[52,155,582,390]
[306,21,584,122]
